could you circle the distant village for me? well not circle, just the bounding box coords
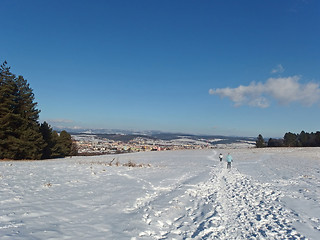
[72,134,255,155]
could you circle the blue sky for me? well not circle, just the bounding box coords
[1,0,319,137]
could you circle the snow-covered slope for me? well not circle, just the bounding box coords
[1,148,319,239]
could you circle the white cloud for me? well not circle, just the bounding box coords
[43,119,83,130]
[209,76,320,108]
[47,119,74,124]
[271,64,285,74]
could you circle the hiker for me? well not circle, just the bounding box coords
[227,153,233,169]
[219,153,223,162]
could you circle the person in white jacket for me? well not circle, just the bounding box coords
[219,153,223,162]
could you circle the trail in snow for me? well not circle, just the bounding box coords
[135,163,306,239]
[1,149,319,239]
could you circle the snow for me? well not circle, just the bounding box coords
[1,148,320,239]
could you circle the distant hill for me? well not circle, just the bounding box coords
[67,128,255,145]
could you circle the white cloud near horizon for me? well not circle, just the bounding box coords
[209,76,320,108]
[46,119,74,123]
[271,64,285,74]
[43,119,83,130]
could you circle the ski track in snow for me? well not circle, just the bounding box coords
[134,164,306,239]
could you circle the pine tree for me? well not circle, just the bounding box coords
[0,62,15,158]
[283,132,297,147]
[256,134,266,148]
[40,122,76,159]
[40,121,53,159]
[298,131,308,147]
[70,140,78,156]
[0,61,44,159]
[50,131,64,158]
[315,132,320,147]
[267,138,283,147]
[59,130,73,157]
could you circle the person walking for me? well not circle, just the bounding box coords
[219,153,223,162]
[227,153,233,169]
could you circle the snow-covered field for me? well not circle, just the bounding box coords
[1,148,320,239]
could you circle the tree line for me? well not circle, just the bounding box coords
[256,131,320,148]
[0,61,76,160]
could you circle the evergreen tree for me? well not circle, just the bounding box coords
[298,131,308,147]
[58,130,73,157]
[50,131,63,158]
[40,121,53,159]
[267,138,284,147]
[283,132,297,147]
[40,122,76,159]
[315,132,320,147]
[0,61,44,159]
[256,134,266,148]
[0,62,16,158]
[0,61,77,159]
[307,132,316,147]
[70,140,78,156]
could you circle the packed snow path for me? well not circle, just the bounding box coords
[1,148,319,239]
[134,164,306,239]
